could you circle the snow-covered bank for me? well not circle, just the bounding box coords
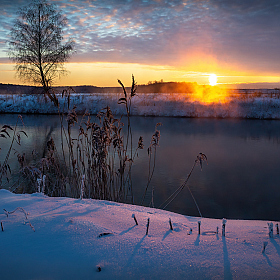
[0,189,279,279]
[1,92,280,119]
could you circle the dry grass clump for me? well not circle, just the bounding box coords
[12,76,150,204]
[0,116,27,188]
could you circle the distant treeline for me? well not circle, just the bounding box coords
[0,81,198,94]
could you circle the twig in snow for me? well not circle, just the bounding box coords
[262,242,268,254]
[1,221,3,231]
[169,218,173,231]
[268,222,273,238]
[222,218,227,237]
[4,207,29,219]
[276,223,279,235]
[198,221,201,235]
[24,220,35,232]
[97,232,113,238]
[132,214,138,225]
[146,218,150,235]
[3,207,35,232]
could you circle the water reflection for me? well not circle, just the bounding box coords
[1,114,280,221]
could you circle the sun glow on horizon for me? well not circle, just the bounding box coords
[209,74,217,86]
[1,62,280,88]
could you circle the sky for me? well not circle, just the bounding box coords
[0,0,280,87]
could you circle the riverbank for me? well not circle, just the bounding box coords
[0,189,279,279]
[1,92,280,119]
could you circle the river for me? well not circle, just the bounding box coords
[1,113,280,221]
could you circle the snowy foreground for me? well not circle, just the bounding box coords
[1,91,280,119]
[0,190,280,279]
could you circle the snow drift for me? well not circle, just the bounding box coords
[0,189,280,279]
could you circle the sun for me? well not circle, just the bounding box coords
[209,74,217,86]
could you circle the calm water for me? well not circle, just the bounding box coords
[1,114,280,221]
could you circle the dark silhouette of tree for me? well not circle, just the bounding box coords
[8,0,75,100]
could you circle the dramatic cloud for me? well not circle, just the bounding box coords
[0,0,280,81]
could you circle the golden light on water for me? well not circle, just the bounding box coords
[209,74,217,86]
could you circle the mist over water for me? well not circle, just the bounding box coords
[1,114,280,221]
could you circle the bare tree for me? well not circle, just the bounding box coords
[8,0,75,98]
